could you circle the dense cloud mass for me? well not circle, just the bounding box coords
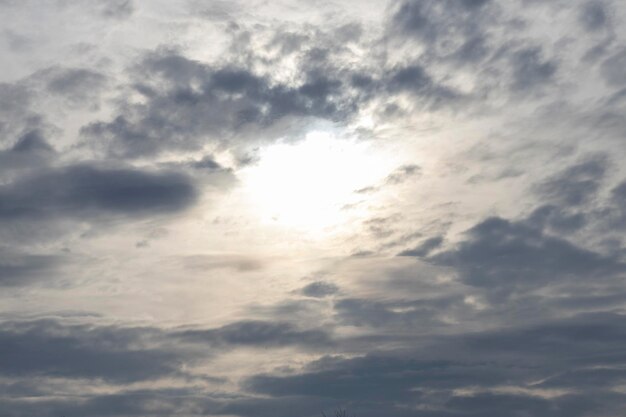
[1,0,626,416]
[0,165,198,219]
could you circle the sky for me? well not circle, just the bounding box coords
[1,0,626,416]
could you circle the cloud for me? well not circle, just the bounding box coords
[533,156,607,206]
[0,164,198,221]
[243,353,535,416]
[526,204,588,233]
[97,0,134,19]
[390,0,493,53]
[508,47,558,91]
[430,216,625,291]
[384,164,421,185]
[81,34,470,159]
[237,311,626,416]
[301,281,339,298]
[0,251,61,286]
[0,317,332,393]
[6,311,626,417]
[182,254,264,272]
[0,129,55,173]
[0,81,39,141]
[398,236,444,257]
[43,67,107,105]
[385,65,461,103]
[0,388,227,417]
[1,1,626,416]
[600,178,626,230]
[0,320,181,383]
[387,0,564,97]
[579,1,609,31]
[81,50,362,158]
[334,296,455,330]
[601,49,626,86]
[176,320,333,349]
[444,392,606,417]
[355,165,421,194]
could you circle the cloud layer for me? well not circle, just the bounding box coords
[1,0,626,416]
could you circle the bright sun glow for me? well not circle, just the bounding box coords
[242,131,393,232]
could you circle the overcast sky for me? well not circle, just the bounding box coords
[1,0,626,416]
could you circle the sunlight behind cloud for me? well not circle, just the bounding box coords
[242,131,393,233]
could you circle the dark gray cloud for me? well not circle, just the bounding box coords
[454,311,626,361]
[237,311,626,416]
[0,317,334,393]
[580,1,609,31]
[386,65,460,103]
[398,236,444,257]
[430,216,625,291]
[9,129,53,153]
[0,320,181,383]
[81,50,361,158]
[0,251,61,286]
[43,67,107,105]
[81,41,467,158]
[334,296,456,330]
[176,320,333,349]
[601,49,626,86]
[0,164,198,220]
[539,367,626,390]
[524,158,626,233]
[190,155,223,170]
[301,281,339,298]
[533,156,607,206]
[388,0,563,96]
[0,81,39,142]
[0,388,228,417]
[244,355,540,416]
[98,0,134,19]
[10,311,625,417]
[508,47,557,91]
[390,0,494,59]
[0,129,55,173]
[526,204,588,233]
[444,392,612,417]
[600,178,626,230]
[246,355,435,402]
